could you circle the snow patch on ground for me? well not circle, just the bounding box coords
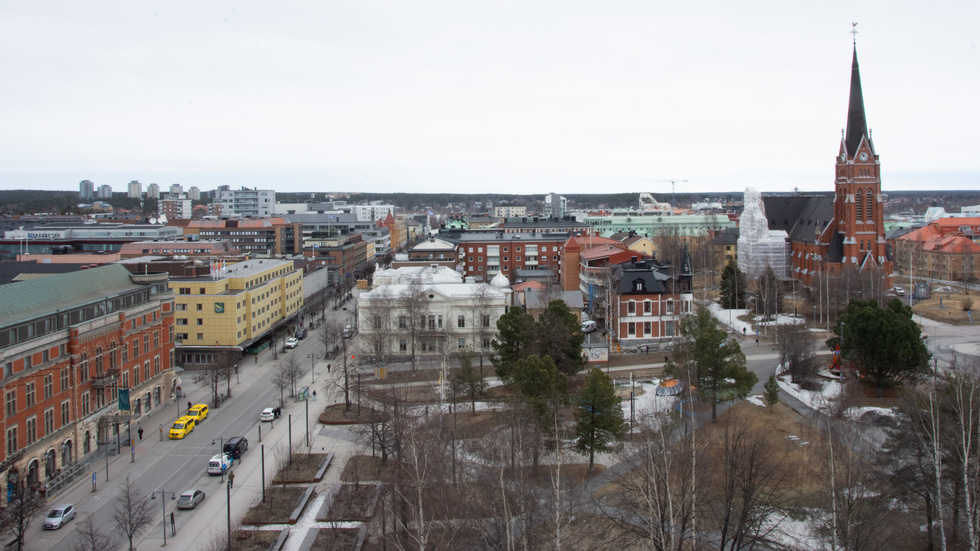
[747,394,766,407]
[845,406,896,421]
[764,510,829,550]
[776,369,841,413]
[620,380,678,429]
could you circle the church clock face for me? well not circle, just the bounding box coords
[859,152,869,162]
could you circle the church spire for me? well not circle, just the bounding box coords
[844,30,870,156]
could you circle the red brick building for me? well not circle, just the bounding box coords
[455,232,567,283]
[0,265,176,495]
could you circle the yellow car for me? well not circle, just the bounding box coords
[188,404,209,423]
[169,416,196,439]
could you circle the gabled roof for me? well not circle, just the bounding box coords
[762,194,834,245]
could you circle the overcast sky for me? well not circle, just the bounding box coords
[1,1,977,197]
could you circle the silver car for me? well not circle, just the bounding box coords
[43,504,75,529]
[176,489,206,509]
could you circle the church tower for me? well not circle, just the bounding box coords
[829,38,892,279]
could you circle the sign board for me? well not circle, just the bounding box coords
[118,389,130,411]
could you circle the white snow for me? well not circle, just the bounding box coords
[621,380,678,429]
[776,367,841,413]
[747,394,766,407]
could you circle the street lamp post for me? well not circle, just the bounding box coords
[212,437,227,482]
[308,353,318,384]
[226,479,232,551]
[150,490,176,546]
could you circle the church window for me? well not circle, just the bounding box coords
[855,189,863,220]
[866,190,873,221]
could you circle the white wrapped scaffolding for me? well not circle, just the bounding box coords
[738,187,790,279]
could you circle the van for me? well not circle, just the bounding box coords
[188,404,209,423]
[581,320,597,333]
[207,454,232,475]
[169,416,196,439]
[223,436,249,459]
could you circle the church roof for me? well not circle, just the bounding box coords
[762,194,834,245]
[844,47,873,156]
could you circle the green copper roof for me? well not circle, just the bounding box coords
[0,264,140,328]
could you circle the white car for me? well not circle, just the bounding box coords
[284,337,298,349]
[260,407,276,422]
[207,453,233,475]
[43,504,75,529]
[342,325,354,338]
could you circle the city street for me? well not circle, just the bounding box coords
[27,297,360,551]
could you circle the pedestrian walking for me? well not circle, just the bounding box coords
[138,427,143,440]
[228,471,235,488]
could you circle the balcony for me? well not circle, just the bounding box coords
[90,368,120,387]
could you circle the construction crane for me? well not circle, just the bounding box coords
[640,179,688,209]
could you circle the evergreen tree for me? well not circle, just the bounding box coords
[510,355,569,424]
[678,306,757,421]
[490,308,536,381]
[764,374,780,411]
[574,368,626,469]
[534,300,586,376]
[453,350,486,415]
[834,297,930,396]
[719,259,747,309]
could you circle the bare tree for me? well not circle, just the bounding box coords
[112,474,154,551]
[776,320,818,387]
[945,366,980,551]
[71,514,117,551]
[319,318,340,359]
[197,361,226,406]
[0,476,44,551]
[282,354,303,398]
[272,360,291,407]
[707,409,791,550]
[363,285,394,364]
[470,283,498,370]
[602,415,699,551]
[401,278,430,373]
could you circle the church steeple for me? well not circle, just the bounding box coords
[844,46,871,157]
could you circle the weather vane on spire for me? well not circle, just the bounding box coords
[851,22,859,45]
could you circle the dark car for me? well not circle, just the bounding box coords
[295,328,307,340]
[223,436,249,459]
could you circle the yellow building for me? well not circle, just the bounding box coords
[169,259,302,367]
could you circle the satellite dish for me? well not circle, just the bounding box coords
[158,214,168,224]
[149,217,158,224]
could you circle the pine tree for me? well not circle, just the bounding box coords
[719,259,747,309]
[574,368,626,469]
[764,374,780,411]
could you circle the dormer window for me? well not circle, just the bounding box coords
[633,279,645,292]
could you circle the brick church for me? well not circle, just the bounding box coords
[764,42,893,288]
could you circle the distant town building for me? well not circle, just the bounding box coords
[127,180,142,198]
[187,186,201,201]
[216,188,275,218]
[1,223,180,254]
[79,180,95,200]
[169,184,183,196]
[97,184,112,200]
[146,183,160,199]
[183,217,301,256]
[615,255,694,345]
[353,203,396,223]
[494,202,526,218]
[159,198,192,220]
[118,240,242,259]
[544,193,568,219]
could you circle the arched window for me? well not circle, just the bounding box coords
[110,342,117,370]
[855,189,863,220]
[866,190,873,221]
[83,431,91,454]
[80,353,88,381]
[95,347,103,376]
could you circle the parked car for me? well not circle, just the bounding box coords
[285,337,299,349]
[260,407,276,422]
[207,453,233,475]
[342,325,354,338]
[295,328,307,340]
[581,320,597,333]
[176,489,206,510]
[43,504,75,529]
[892,286,906,296]
[188,403,209,423]
[223,436,249,459]
[169,416,196,439]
